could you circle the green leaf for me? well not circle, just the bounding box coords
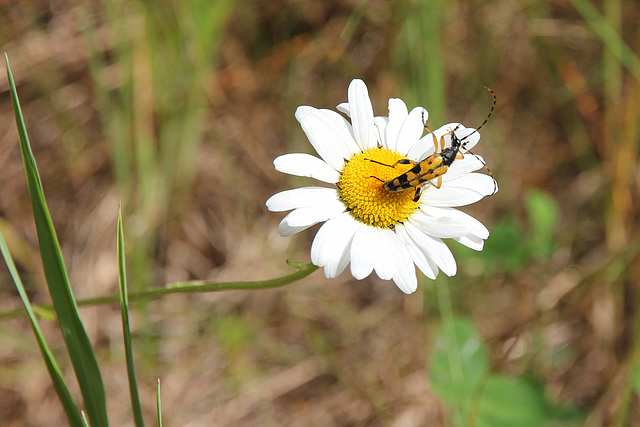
[481,219,529,273]
[118,207,145,427]
[5,54,109,426]
[0,223,84,427]
[524,189,559,258]
[476,375,550,427]
[430,316,490,421]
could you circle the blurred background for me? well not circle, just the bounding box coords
[0,0,639,425]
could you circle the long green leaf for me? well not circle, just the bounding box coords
[5,54,109,426]
[0,227,84,426]
[118,207,145,427]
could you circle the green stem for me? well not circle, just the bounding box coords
[0,263,319,321]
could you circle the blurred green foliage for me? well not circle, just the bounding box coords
[454,188,560,275]
[430,316,584,427]
[429,316,489,419]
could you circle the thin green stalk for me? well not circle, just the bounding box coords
[117,207,145,427]
[570,0,640,82]
[603,0,622,112]
[79,4,134,195]
[435,278,464,392]
[394,0,445,123]
[0,263,320,321]
[417,0,445,125]
[156,379,163,427]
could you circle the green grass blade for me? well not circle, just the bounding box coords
[157,379,163,427]
[570,0,640,82]
[5,54,109,427]
[118,207,145,427]
[0,226,84,427]
[394,0,445,123]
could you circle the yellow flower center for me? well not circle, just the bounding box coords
[338,147,420,228]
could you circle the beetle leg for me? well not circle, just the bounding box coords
[412,186,423,202]
[431,176,443,189]
[425,125,439,154]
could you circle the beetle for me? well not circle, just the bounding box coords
[368,87,497,202]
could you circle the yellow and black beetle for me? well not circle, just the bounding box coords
[368,87,497,202]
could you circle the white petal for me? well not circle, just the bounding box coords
[453,234,485,251]
[294,105,314,121]
[443,154,487,180]
[311,212,357,277]
[374,116,389,147]
[448,172,497,197]
[385,98,408,151]
[317,108,360,156]
[422,174,496,207]
[277,199,344,236]
[349,224,377,280]
[266,187,338,212]
[423,206,489,239]
[407,134,437,162]
[403,222,457,277]
[453,126,481,151]
[409,209,471,238]
[295,107,351,170]
[395,107,428,155]
[419,206,490,251]
[336,102,349,116]
[348,79,377,150]
[388,232,418,293]
[392,263,418,294]
[311,212,355,267]
[396,225,438,279]
[274,153,340,183]
[372,228,395,280]
[281,199,345,228]
[277,221,314,237]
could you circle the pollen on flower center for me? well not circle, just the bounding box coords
[338,148,420,228]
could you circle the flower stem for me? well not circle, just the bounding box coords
[0,262,319,321]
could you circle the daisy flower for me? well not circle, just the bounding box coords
[266,79,497,294]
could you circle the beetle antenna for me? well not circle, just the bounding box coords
[456,86,497,147]
[475,86,496,133]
